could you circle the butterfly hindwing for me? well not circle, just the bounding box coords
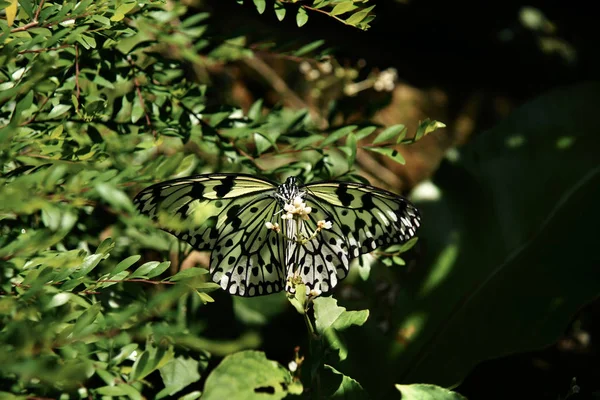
[210,196,287,296]
[284,207,349,293]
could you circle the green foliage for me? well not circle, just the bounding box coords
[1,0,595,399]
[246,1,377,30]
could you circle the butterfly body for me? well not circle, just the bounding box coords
[134,173,420,297]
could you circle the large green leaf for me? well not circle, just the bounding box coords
[202,351,302,399]
[395,384,466,400]
[344,82,600,392]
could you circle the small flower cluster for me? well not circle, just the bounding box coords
[265,196,333,234]
[374,67,397,92]
[299,60,333,81]
[281,196,312,220]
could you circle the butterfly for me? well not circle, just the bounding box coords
[133,173,420,297]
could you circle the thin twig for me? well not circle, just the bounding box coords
[96,278,176,285]
[18,44,70,55]
[34,0,46,20]
[302,5,350,27]
[75,44,80,100]
[128,57,155,136]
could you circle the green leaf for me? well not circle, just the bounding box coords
[395,384,467,400]
[71,253,105,279]
[288,282,307,315]
[345,5,375,26]
[131,346,173,382]
[95,386,131,396]
[95,183,135,213]
[296,7,309,27]
[372,124,406,144]
[253,0,265,14]
[93,75,115,89]
[95,384,142,399]
[131,95,145,123]
[293,39,325,57]
[47,104,72,119]
[253,132,273,154]
[248,98,263,121]
[321,365,369,399]
[321,125,357,147]
[331,1,356,16]
[72,303,101,335]
[111,2,136,22]
[110,255,141,277]
[354,126,377,140]
[13,91,34,124]
[157,356,203,398]
[168,267,209,281]
[411,118,446,142]
[313,297,369,361]
[274,1,286,21]
[293,134,323,149]
[363,147,405,164]
[129,261,170,279]
[202,351,300,400]
[111,343,139,366]
[346,132,357,169]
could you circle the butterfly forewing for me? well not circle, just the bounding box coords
[303,182,421,257]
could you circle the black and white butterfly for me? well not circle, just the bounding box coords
[133,173,420,297]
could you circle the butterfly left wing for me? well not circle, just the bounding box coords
[134,174,277,251]
[134,174,288,297]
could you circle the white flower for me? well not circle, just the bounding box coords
[299,61,312,74]
[281,196,312,221]
[309,288,322,297]
[307,69,320,81]
[318,61,333,74]
[293,196,304,207]
[288,360,298,372]
[265,221,281,232]
[317,220,332,230]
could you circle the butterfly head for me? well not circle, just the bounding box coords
[275,176,304,203]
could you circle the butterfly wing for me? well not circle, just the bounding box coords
[210,196,288,296]
[284,209,350,294]
[133,174,287,296]
[291,181,421,292]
